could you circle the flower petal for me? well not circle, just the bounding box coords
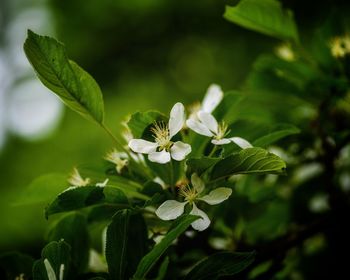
[198,111,218,134]
[211,138,231,145]
[190,203,211,231]
[229,137,253,149]
[191,173,204,194]
[202,84,223,113]
[199,187,232,205]
[148,150,171,164]
[169,102,185,138]
[155,200,187,220]
[128,139,158,154]
[170,141,191,161]
[186,119,213,137]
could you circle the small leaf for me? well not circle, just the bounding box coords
[24,30,104,124]
[184,251,256,280]
[47,213,89,273]
[105,209,148,280]
[127,111,165,139]
[224,0,299,42]
[133,215,199,280]
[211,147,286,180]
[33,240,71,280]
[253,124,300,147]
[45,186,129,218]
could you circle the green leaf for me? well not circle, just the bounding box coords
[0,252,34,280]
[213,91,245,124]
[211,147,286,180]
[127,111,165,139]
[253,124,300,147]
[224,0,299,42]
[184,251,256,280]
[133,215,199,280]
[187,157,221,176]
[47,213,89,273]
[33,240,71,280]
[13,173,67,206]
[45,186,129,218]
[24,30,104,124]
[106,209,148,280]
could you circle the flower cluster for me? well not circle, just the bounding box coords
[125,84,252,230]
[128,84,252,163]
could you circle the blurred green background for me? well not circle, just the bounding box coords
[0,0,349,261]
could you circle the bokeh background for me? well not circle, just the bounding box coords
[0,0,349,261]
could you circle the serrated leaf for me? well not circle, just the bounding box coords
[133,215,199,280]
[184,251,255,280]
[224,0,299,42]
[127,111,165,139]
[33,240,71,280]
[253,124,300,147]
[47,213,89,273]
[106,209,148,280]
[13,173,67,206]
[211,147,286,180]
[45,186,129,218]
[24,30,104,124]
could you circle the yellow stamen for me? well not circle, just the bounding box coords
[214,121,229,140]
[179,184,198,203]
[150,121,172,150]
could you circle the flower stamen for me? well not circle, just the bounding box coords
[179,184,198,203]
[151,121,172,151]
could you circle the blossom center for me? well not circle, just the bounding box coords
[151,122,172,151]
[214,121,229,140]
[179,185,198,203]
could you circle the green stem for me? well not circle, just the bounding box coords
[101,123,153,180]
[169,160,175,194]
[208,145,218,157]
[100,123,125,151]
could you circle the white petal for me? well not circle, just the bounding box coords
[44,259,57,280]
[191,173,205,194]
[202,84,223,113]
[170,141,191,161]
[198,111,218,134]
[229,137,253,149]
[169,102,185,138]
[211,138,231,145]
[186,119,213,137]
[148,150,171,164]
[199,187,232,205]
[190,203,211,231]
[128,139,158,154]
[155,200,187,220]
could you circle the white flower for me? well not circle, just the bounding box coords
[155,174,232,231]
[104,149,128,173]
[67,168,90,187]
[128,102,191,164]
[186,111,252,148]
[188,84,223,120]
